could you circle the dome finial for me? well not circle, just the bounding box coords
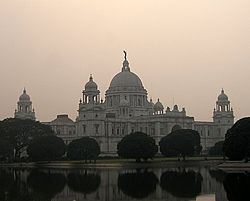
[89,74,93,81]
[221,88,224,93]
[23,87,26,94]
[122,50,130,72]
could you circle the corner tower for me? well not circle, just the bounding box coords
[14,88,36,120]
[213,89,234,135]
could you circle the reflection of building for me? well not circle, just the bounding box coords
[14,88,35,120]
[2,166,228,201]
[14,53,234,153]
[51,167,228,201]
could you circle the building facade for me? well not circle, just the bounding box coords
[14,53,234,154]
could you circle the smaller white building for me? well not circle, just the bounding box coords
[14,88,36,120]
[49,114,76,145]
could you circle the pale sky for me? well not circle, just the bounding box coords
[0,0,249,122]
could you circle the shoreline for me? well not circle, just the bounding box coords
[0,160,223,169]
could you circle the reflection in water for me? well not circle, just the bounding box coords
[160,169,203,198]
[118,169,158,199]
[1,165,250,201]
[67,170,101,195]
[27,170,66,200]
[209,169,226,183]
[223,173,250,201]
[0,169,32,201]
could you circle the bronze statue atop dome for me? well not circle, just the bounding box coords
[123,50,127,60]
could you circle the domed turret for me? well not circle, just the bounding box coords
[82,75,100,104]
[15,88,35,120]
[154,98,164,114]
[218,89,228,101]
[85,75,97,91]
[214,89,233,113]
[19,88,30,101]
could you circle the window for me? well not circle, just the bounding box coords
[117,128,120,135]
[95,124,99,134]
[207,130,210,137]
[57,129,60,135]
[83,125,86,134]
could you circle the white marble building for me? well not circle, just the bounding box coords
[14,53,234,154]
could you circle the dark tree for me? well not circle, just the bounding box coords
[67,137,100,162]
[0,118,54,158]
[118,170,158,199]
[160,129,202,160]
[27,135,66,161]
[160,169,203,198]
[0,139,14,161]
[223,117,250,161]
[27,170,66,200]
[67,170,101,196]
[117,132,158,162]
[209,141,224,156]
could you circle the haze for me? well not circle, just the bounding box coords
[0,0,249,122]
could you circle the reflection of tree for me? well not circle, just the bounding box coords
[209,169,226,183]
[67,170,101,195]
[160,169,202,198]
[223,173,250,201]
[118,170,158,199]
[0,169,32,201]
[27,170,66,200]
[0,169,15,200]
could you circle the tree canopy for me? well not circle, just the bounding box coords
[117,132,158,162]
[67,137,100,162]
[223,117,250,160]
[0,139,14,161]
[159,129,202,160]
[27,135,66,161]
[209,141,224,156]
[0,118,54,158]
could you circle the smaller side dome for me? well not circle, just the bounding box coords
[218,89,228,101]
[19,88,30,101]
[85,75,97,91]
[154,98,164,111]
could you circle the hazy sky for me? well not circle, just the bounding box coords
[0,0,250,122]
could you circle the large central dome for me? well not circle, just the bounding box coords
[109,71,143,89]
[107,52,145,92]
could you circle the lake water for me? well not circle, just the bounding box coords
[0,164,249,201]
